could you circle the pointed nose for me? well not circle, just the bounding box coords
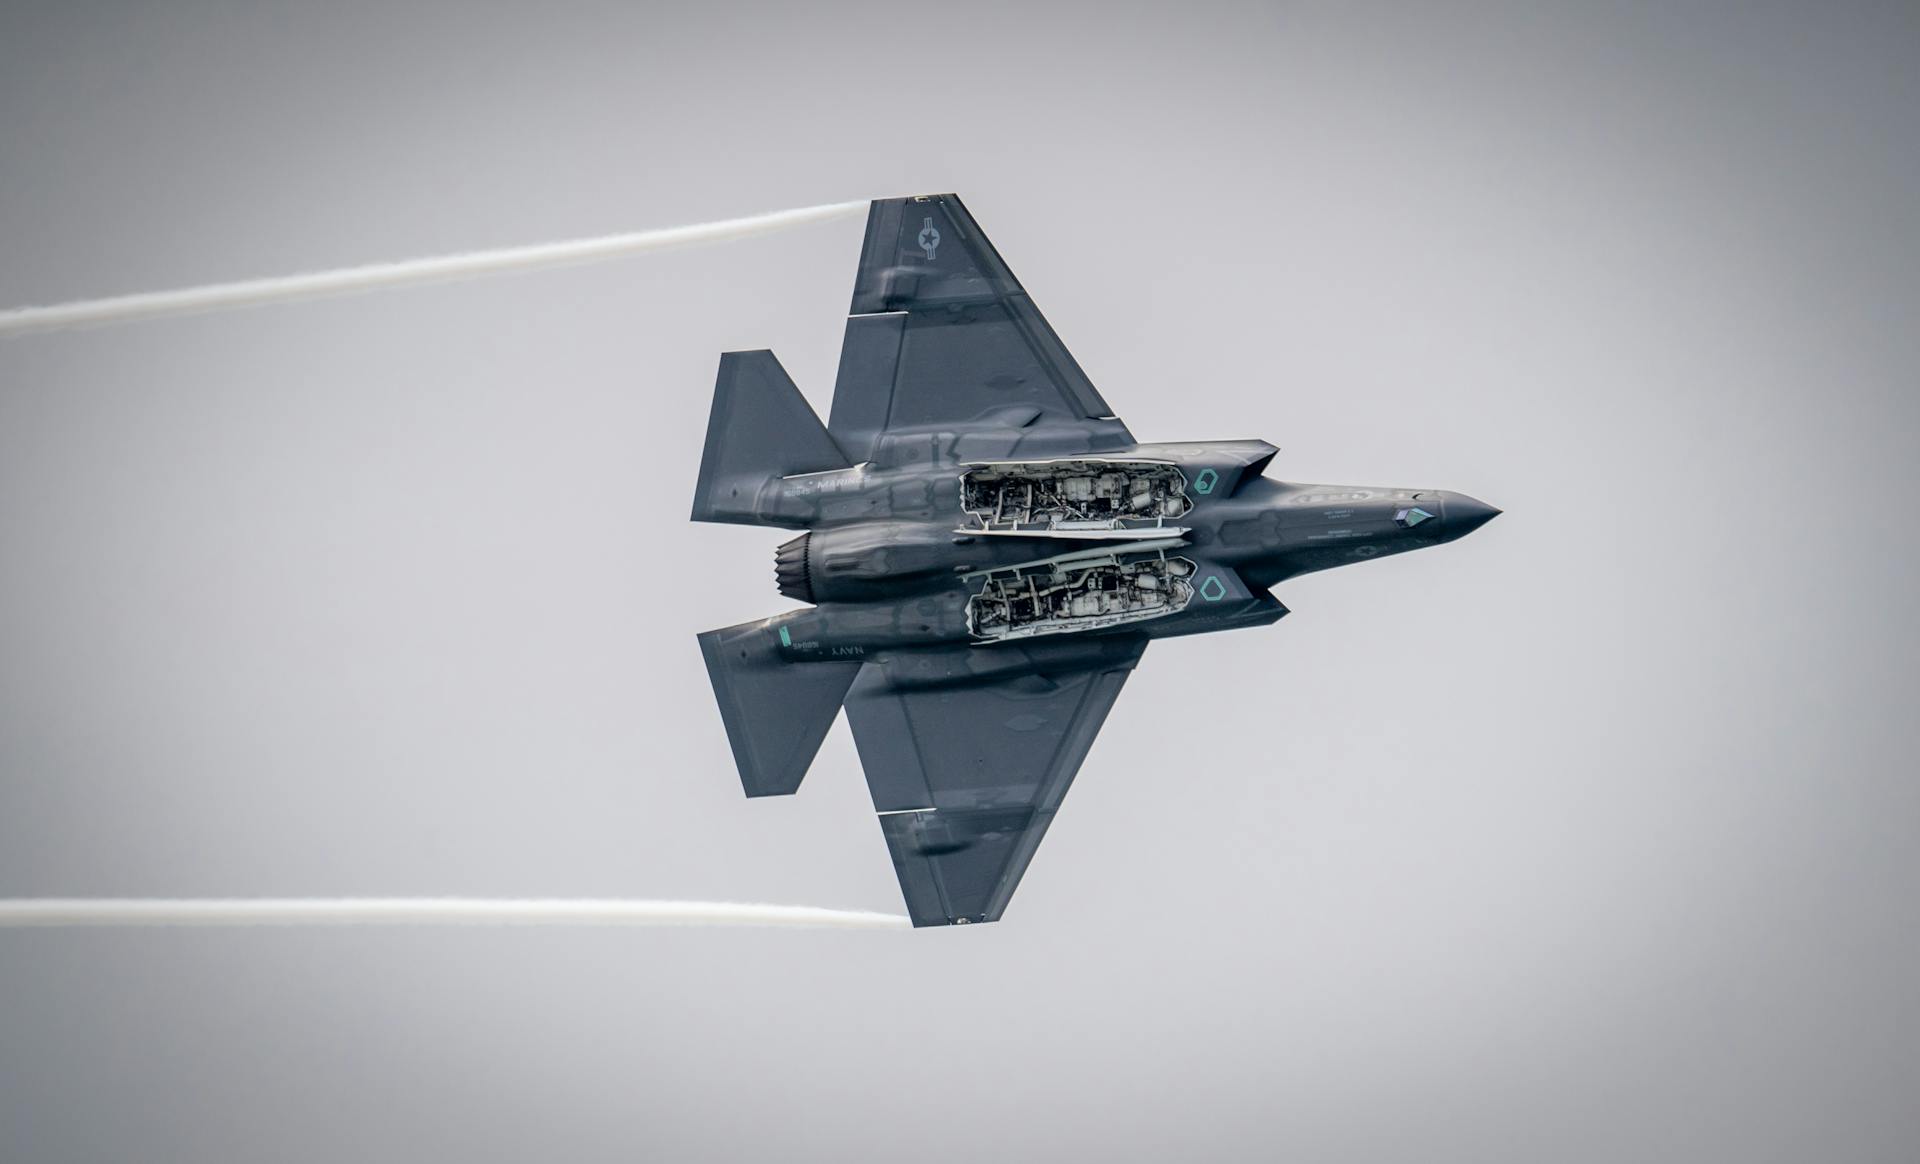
[1440,492,1502,541]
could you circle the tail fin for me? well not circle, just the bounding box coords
[697,619,860,797]
[690,350,849,526]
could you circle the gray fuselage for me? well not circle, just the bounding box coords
[742,420,1498,664]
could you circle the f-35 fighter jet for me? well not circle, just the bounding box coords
[692,194,1498,927]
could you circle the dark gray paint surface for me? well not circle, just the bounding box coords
[693,195,1497,925]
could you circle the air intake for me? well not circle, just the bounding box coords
[774,533,813,603]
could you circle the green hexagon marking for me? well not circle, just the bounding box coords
[1198,574,1228,602]
[1193,468,1219,495]
[778,625,792,647]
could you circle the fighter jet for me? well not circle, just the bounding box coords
[691,194,1498,927]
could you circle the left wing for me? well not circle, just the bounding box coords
[828,194,1132,461]
[842,636,1148,926]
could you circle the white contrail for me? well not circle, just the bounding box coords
[0,199,870,338]
[0,898,909,930]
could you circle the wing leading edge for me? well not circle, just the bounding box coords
[842,636,1148,926]
[828,194,1132,461]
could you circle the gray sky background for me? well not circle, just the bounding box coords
[2,2,1916,1160]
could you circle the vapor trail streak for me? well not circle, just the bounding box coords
[0,899,910,930]
[0,199,870,337]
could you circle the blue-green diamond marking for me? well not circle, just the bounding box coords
[1193,468,1219,495]
[778,625,792,647]
[1198,574,1228,602]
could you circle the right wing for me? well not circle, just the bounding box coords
[828,194,1132,461]
[841,636,1148,926]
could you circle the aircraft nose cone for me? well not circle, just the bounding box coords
[1441,492,1502,541]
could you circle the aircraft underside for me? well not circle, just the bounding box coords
[689,193,1497,926]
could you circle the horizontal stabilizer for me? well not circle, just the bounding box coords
[691,350,848,526]
[697,619,860,797]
